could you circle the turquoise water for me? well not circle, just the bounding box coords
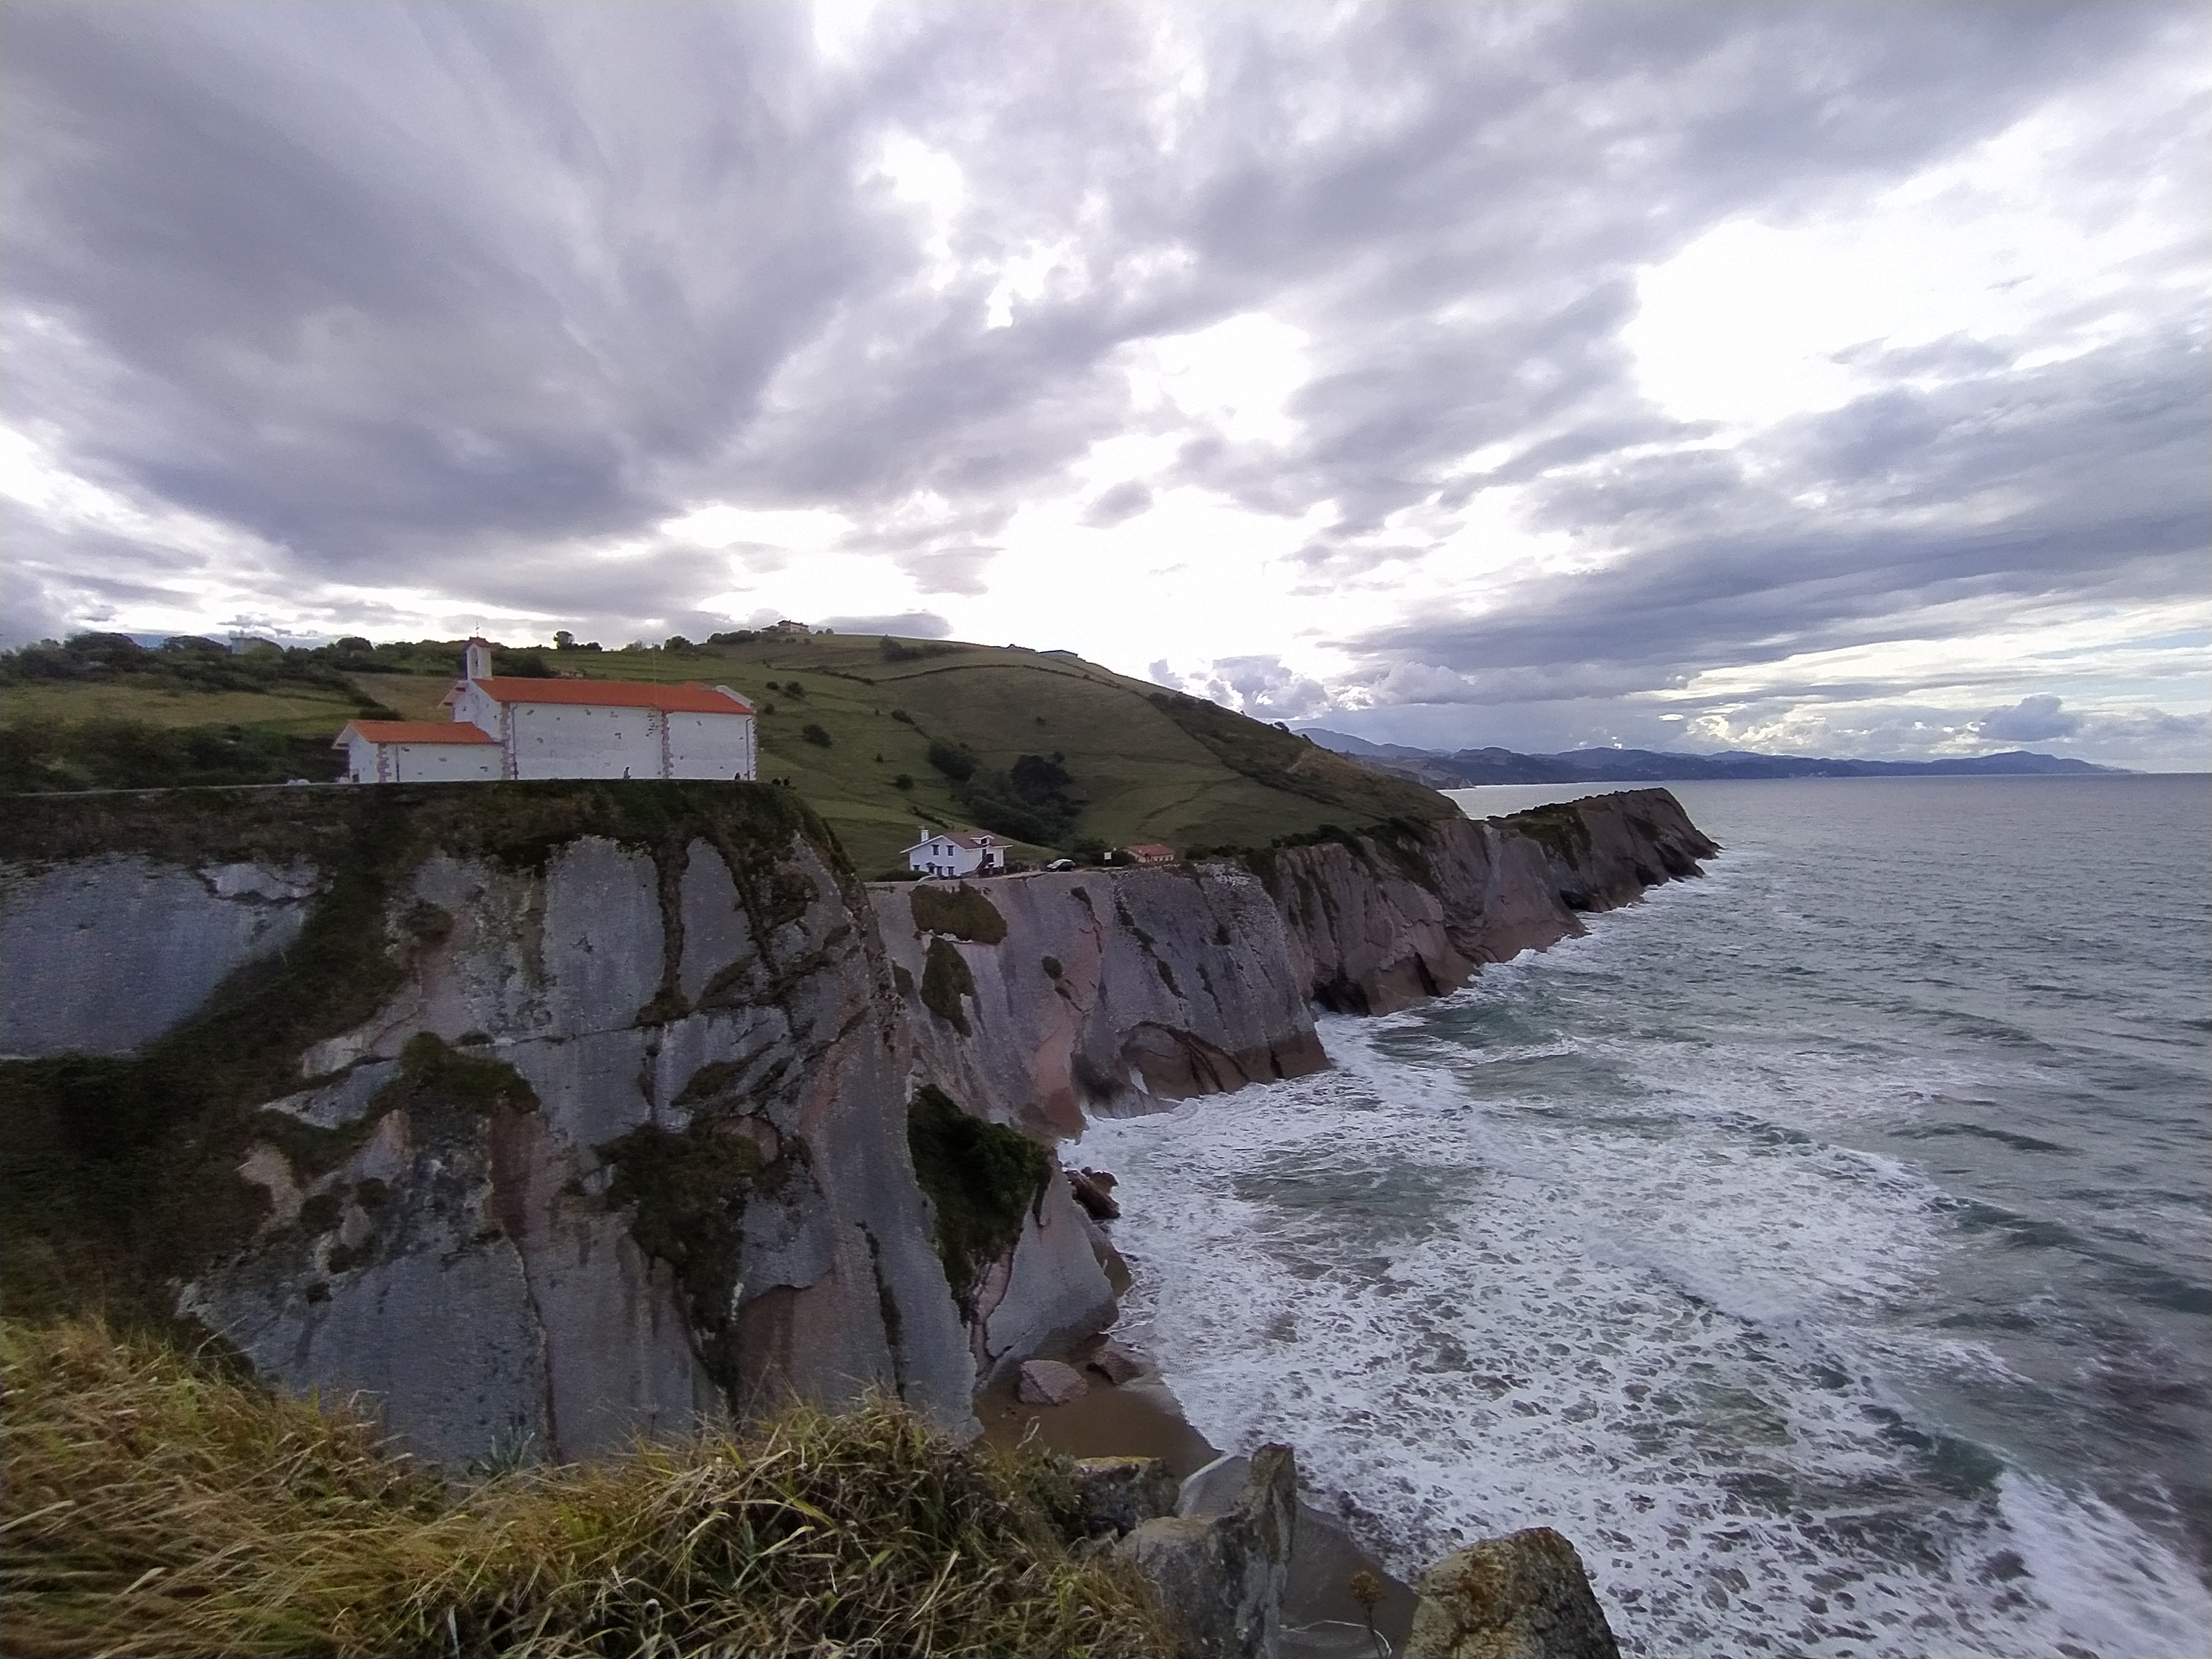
[1082,775,2212,1658]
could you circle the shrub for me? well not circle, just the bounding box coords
[909,882,1008,944]
[893,774,915,791]
[919,936,976,1033]
[904,1086,1052,1300]
[0,1315,1166,1658]
[800,723,832,747]
[926,739,977,781]
[890,708,915,724]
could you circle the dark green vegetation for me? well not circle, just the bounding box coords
[0,720,348,792]
[3,629,1452,872]
[904,1086,1052,1305]
[920,937,979,1033]
[0,781,838,1330]
[599,1120,779,1393]
[1,1315,1168,1657]
[1504,802,1593,868]
[908,882,1009,945]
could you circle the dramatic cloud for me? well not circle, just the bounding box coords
[2,1,2204,766]
[1976,695,2083,743]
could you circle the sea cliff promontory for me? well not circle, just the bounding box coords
[1,780,1713,1465]
[1,777,1711,1656]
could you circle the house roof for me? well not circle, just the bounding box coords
[335,720,496,746]
[1121,842,1178,859]
[903,830,998,853]
[469,678,753,714]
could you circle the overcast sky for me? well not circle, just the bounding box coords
[3,1,2205,766]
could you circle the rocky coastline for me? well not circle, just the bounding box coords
[0,780,1715,1654]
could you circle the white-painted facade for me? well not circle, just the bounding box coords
[337,725,501,784]
[338,639,756,783]
[903,828,1003,878]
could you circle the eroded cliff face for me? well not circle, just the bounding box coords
[1261,788,1721,1016]
[0,785,976,1462]
[1,783,1715,1464]
[878,790,1720,1107]
[872,867,1328,1137]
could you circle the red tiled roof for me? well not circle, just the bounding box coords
[337,720,496,745]
[471,678,753,714]
[1122,843,1178,861]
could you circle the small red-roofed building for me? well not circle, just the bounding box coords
[1118,842,1178,866]
[337,639,756,783]
[334,718,501,783]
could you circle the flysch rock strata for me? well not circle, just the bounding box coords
[876,789,1719,1118]
[180,830,979,1462]
[1,854,323,1058]
[3,783,1713,1473]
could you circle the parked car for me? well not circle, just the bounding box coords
[1045,857,1076,871]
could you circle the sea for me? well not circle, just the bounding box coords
[1079,775,2212,1659]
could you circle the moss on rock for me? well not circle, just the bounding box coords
[905,1086,1050,1305]
[920,936,977,1034]
[599,1119,771,1393]
[909,882,1008,944]
[0,779,839,1330]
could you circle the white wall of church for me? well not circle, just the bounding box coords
[665,711,756,779]
[507,703,657,779]
[345,733,499,783]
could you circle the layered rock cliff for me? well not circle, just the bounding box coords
[1,784,974,1460]
[2,782,1714,1465]
[877,788,1719,1127]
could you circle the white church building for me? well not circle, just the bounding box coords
[337,640,756,783]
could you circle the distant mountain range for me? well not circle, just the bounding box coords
[1296,730,2127,786]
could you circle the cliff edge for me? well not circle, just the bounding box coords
[3,783,1715,1464]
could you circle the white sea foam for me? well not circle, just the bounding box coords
[1080,989,2212,1659]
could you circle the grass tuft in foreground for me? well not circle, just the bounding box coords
[1,1317,1167,1658]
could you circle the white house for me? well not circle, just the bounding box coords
[903,827,1004,878]
[337,639,756,783]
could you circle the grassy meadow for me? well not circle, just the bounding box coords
[0,630,1448,872]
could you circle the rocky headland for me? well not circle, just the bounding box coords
[0,779,1713,1654]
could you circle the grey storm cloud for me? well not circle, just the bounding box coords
[1352,329,2209,702]
[1976,695,2083,743]
[1,0,2203,714]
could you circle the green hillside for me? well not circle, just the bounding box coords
[0,631,1452,873]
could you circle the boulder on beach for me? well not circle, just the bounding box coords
[1069,1166,1122,1219]
[1084,1339,1147,1385]
[1405,1527,1620,1659]
[1015,1358,1089,1406]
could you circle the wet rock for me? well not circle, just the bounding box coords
[1085,1338,1147,1385]
[1117,1443,1297,1659]
[1406,1527,1621,1659]
[1016,1358,1089,1406]
[1071,1454,1180,1536]
[1069,1166,1122,1219]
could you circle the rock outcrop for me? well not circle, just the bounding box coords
[1118,1445,1300,1659]
[0,784,975,1461]
[1,854,323,1058]
[1258,790,1718,1016]
[1406,1528,1622,1659]
[877,790,1719,1115]
[1,782,1714,1473]
[872,865,1327,1135]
